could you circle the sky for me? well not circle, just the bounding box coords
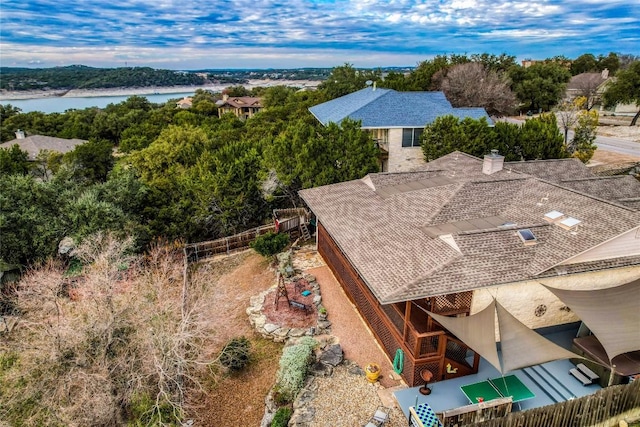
[0,0,638,70]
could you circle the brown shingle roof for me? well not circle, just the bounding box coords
[216,96,263,109]
[559,175,640,204]
[300,152,640,304]
[504,158,594,182]
[0,135,88,160]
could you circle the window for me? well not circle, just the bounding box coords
[402,128,423,147]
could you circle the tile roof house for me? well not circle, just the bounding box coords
[215,94,263,119]
[299,151,640,387]
[309,87,492,172]
[0,130,88,160]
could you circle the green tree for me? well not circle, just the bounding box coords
[421,115,567,162]
[470,53,517,73]
[509,63,572,112]
[571,109,599,163]
[64,139,115,183]
[571,54,598,75]
[519,113,567,160]
[421,115,468,161]
[264,118,378,197]
[407,55,450,91]
[596,52,620,75]
[0,144,29,176]
[318,63,380,99]
[262,85,297,108]
[208,140,268,236]
[602,61,640,125]
[378,71,409,91]
[0,175,65,266]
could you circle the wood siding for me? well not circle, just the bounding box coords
[317,223,478,386]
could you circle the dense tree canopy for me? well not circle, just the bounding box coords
[509,62,572,112]
[0,58,590,270]
[602,61,640,125]
[317,63,381,99]
[421,114,568,162]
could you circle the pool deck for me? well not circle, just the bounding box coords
[393,324,603,419]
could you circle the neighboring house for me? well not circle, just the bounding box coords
[565,70,638,115]
[299,151,640,387]
[308,87,491,172]
[215,94,263,119]
[565,70,608,110]
[176,96,193,109]
[0,130,87,160]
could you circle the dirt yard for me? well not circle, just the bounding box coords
[187,251,283,426]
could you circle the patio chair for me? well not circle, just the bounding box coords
[363,405,390,426]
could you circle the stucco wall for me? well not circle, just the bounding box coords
[387,128,427,172]
[470,266,640,340]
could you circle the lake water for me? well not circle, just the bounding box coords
[1,92,195,114]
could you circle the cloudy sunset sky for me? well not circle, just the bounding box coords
[0,0,638,69]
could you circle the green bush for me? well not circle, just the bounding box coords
[219,336,251,371]
[250,232,290,257]
[274,337,317,402]
[271,406,292,427]
[128,392,179,426]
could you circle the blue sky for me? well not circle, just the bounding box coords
[0,0,638,69]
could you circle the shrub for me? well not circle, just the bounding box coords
[250,232,290,257]
[271,406,292,427]
[128,392,179,426]
[219,336,251,371]
[274,337,317,402]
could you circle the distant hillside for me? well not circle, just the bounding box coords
[0,65,415,92]
[0,65,208,91]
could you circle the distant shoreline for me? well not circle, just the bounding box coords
[0,79,322,101]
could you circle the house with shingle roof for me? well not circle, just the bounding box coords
[299,151,640,387]
[565,70,638,115]
[309,87,492,172]
[215,94,263,119]
[0,130,88,160]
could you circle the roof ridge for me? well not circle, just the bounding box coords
[505,158,582,164]
[561,175,633,182]
[540,179,638,212]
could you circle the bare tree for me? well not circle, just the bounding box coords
[569,73,606,110]
[1,233,220,426]
[437,62,518,117]
[555,97,586,147]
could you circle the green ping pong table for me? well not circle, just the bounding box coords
[460,374,535,404]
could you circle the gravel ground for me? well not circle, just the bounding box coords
[310,364,407,427]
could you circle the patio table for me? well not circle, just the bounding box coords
[461,374,535,404]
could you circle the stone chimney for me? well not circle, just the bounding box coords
[222,93,229,102]
[482,149,505,175]
[601,68,609,79]
[15,129,25,139]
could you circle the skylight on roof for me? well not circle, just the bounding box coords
[517,229,537,246]
[558,217,582,230]
[544,210,564,222]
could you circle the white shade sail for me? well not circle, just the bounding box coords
[543,278,640,362]
[428,300,502,373]
[427,299,583,374]
[496,301,583,373]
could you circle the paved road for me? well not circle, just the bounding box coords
[499,117,640,158]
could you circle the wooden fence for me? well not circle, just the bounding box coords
[463,380,640,427]
[183,208,310,263]
[184,224,276,262]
